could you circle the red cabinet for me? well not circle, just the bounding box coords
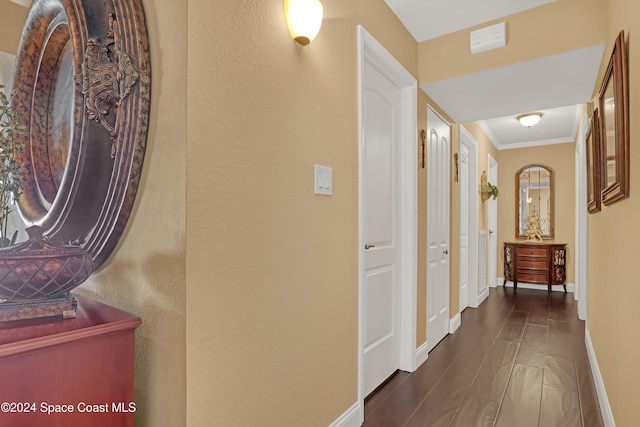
[0,296,140,426]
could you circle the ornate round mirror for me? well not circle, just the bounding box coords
[515,164,554,240]
[12,0,150,270]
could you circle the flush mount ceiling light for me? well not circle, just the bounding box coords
[285,0,323,46]
[517,113,542,128]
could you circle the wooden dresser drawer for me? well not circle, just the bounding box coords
[503,242,567,292]
[516,246,547,257]
[517,258,548,270]
[517,271,548,284]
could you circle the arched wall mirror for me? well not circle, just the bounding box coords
[516,165,554,240]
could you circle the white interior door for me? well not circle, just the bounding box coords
[362,61,401,396]
[488,155,498,288]
[426,107,450,353]
[459,138,470,311]
[459,127,479,310]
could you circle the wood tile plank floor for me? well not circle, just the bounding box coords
[363,287,604,427]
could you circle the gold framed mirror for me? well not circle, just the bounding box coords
[599,30,629,205]
[515,165,554,240]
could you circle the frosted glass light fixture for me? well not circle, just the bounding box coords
[285,0,323,46]
[517,113,542,128]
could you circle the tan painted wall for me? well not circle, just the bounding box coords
[460,122,499,290]
[187,1,418,425]
[77,1,187,426]
[588,0,640,425]
[495,143,576,285]
[418,0,607,84]
[0,1,26,55]
[449,123,460,317]
[461,123,499,232]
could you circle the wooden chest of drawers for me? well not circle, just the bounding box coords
[503,242,567,292]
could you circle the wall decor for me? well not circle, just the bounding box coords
[599,30,629,205]
[12,0,151,270]
[420,129,426,168]
[586,108,601,213]
[515,165,554,240]
[0,0,150,316]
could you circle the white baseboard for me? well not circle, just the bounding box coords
[415,341,429,369]
[478,287,489,305]
[329,401,361,427]
[449,313,461,334]
[498,278,574,293]
[585,328,615,427]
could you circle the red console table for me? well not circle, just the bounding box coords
[0,295,141,427]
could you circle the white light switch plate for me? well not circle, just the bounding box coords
[314,165,332,196]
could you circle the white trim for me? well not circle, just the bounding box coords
[487,155,498,293]
[576,112,589,320]
[415,341,429,369]
[500,279,575,293]
[569,104,583,144]
[475,120,500,150]
[496,137,575,151]
[585,328,616,427]
[357,25,418,424]
[449,313,461,334]
[329,401,361,427]
[459,126,479,310]
[477,286,489,305]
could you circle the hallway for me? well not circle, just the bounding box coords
[364,287,603,426]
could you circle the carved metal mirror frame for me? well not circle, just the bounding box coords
[12,0,150,270]
[515,164,555,240]
[599,30,629,206]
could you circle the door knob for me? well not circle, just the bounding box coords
[443,250,448,255]
[365,244,376,250]
[489,230,494,236]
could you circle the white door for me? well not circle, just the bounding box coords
[488,155,498,288]
[459,127,482,308]
[459,138,470,311]
[426,107,450,353]
[362,61,401,396]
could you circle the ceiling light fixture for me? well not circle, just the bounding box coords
[285,0,323,46]
[517,113,542,128]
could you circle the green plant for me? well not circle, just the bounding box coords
[0,85,29,247]
[481,182,500,200]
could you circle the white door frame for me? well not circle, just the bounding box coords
[357,25,417,421]
[576,114,589,321]
[487,154,498,288]
[459,126,479,308]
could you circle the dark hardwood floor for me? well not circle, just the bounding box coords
[364,287,603,427]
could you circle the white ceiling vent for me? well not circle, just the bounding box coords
[470,22,506,54]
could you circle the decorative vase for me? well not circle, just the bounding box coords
[0,226,93,304]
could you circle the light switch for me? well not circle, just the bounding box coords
[314,165,332,195]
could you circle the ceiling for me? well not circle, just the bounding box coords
[384,0,605,149]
